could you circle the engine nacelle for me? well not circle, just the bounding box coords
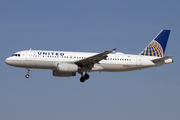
[57,63,78,72]
[53,70,76,77]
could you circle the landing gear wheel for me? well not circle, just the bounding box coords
[25,74,29,78]
[25,69,30,78]
[84,73,90,80]
[80,77,85,83]
[78,71,90,83]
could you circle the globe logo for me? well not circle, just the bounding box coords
[141,40,163,57]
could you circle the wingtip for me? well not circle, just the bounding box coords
[112,48,116,53]
[112,48,116,51]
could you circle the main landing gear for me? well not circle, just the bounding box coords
[25,69,30,78]
[80,73,90,83]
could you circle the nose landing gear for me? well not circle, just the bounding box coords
[25,69,30,78]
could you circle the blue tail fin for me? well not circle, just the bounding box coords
[139,30,170,57]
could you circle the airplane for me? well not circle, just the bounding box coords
[5,30,173,82]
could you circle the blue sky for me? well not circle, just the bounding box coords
[1,0,180,120]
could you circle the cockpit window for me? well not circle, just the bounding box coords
[12,54,20,57]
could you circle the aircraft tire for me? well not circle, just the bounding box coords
[80,77,85,83]
[84,73,90,80]
[25,74,29,78]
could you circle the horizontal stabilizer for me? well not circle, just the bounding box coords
[151,56,173,63]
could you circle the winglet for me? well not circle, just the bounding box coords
[112,48,116,53]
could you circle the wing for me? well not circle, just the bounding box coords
[75,48,116,68]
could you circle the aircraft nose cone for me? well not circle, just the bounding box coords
[5,58,12,65]
[5,58,9,64]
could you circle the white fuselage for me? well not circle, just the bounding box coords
[5,50,173,72]
[5,30,173,82]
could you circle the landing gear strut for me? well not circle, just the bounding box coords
[80,73,90,83]
[25,69,30,78]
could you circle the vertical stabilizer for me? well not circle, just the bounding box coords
[139,30,170,57]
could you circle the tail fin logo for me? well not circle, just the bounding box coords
[140,30,170,57]
[140,40,163,57]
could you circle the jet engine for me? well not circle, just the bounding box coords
[52,63,78,77]
[57,63,78,72]
[53,70,76,77]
